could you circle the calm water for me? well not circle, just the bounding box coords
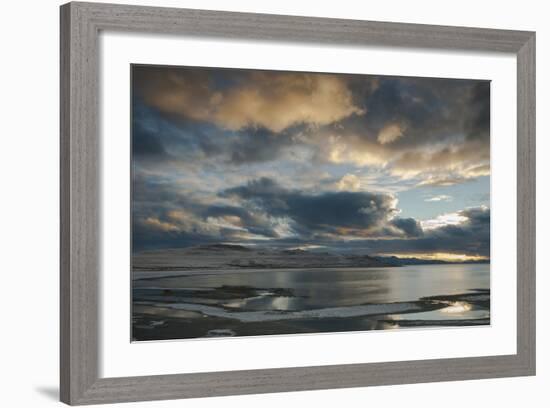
[132,264,490,340]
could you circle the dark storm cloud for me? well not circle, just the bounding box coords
[131,175,282,251]
[346,206,490,257]
[132,101,169,159]
[131,99,210,165]
[324,76,488,148]
[464,81,491,142]
[362,78,440,131]
[132,171,489,256]
[132,96,300,169]
[220,178,489,257]
[227,128,295,165]
[133,175,428,252]
[390,217,424,237]
[255,206,490,258]
[222,177,421,238]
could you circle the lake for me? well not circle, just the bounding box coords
[132,263,490,341]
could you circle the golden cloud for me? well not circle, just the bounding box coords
[377,122,406,145]
[136,70,364,132]
[318,131,489,186]
[336,174,361,191]
[143,217,179,232]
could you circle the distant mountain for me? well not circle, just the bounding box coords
[133,243,394,271]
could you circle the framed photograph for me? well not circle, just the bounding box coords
[60,1,535,405]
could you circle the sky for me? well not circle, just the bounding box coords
[131,65,490,261]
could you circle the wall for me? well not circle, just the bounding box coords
[0,0,546,407]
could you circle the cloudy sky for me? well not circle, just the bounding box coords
[131,65,490,261]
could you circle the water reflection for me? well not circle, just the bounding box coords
[440,301,473,314]
[136,264,489,310]
[132,264,490,339]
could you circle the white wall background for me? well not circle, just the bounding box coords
[0,0,545,407]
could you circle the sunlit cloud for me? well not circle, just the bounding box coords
[336,174,361,191]
[289,244,326,251]
[143,217,179,232]
[377,122,406,145]
[425,195,453,202]
[134,68,365,133]
[420,211,468,230]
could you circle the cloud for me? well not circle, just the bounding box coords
[464,81,491,142]
[307,77,490,185]
[415,206,490,256]
[377,122,406,144]
[221,177,421,239]
[425,195,453,202]
[131,98,303,176]
[133,66,364,133]
[390,217,424,237]
[133,68,490,190]
[132,171,489,257]
[143,217,180,232]
[315,132,489,186]
[336,174,361,191]
[316,206,490,257]
[420,211,468,230]
[202,205,281,239]
[226,127,295,165]
[131,174,299,251]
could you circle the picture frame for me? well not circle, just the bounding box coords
[60,1,536,405]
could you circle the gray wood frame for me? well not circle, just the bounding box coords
[60,1,536,405]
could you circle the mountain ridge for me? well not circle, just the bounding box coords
[133,243,488,271]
